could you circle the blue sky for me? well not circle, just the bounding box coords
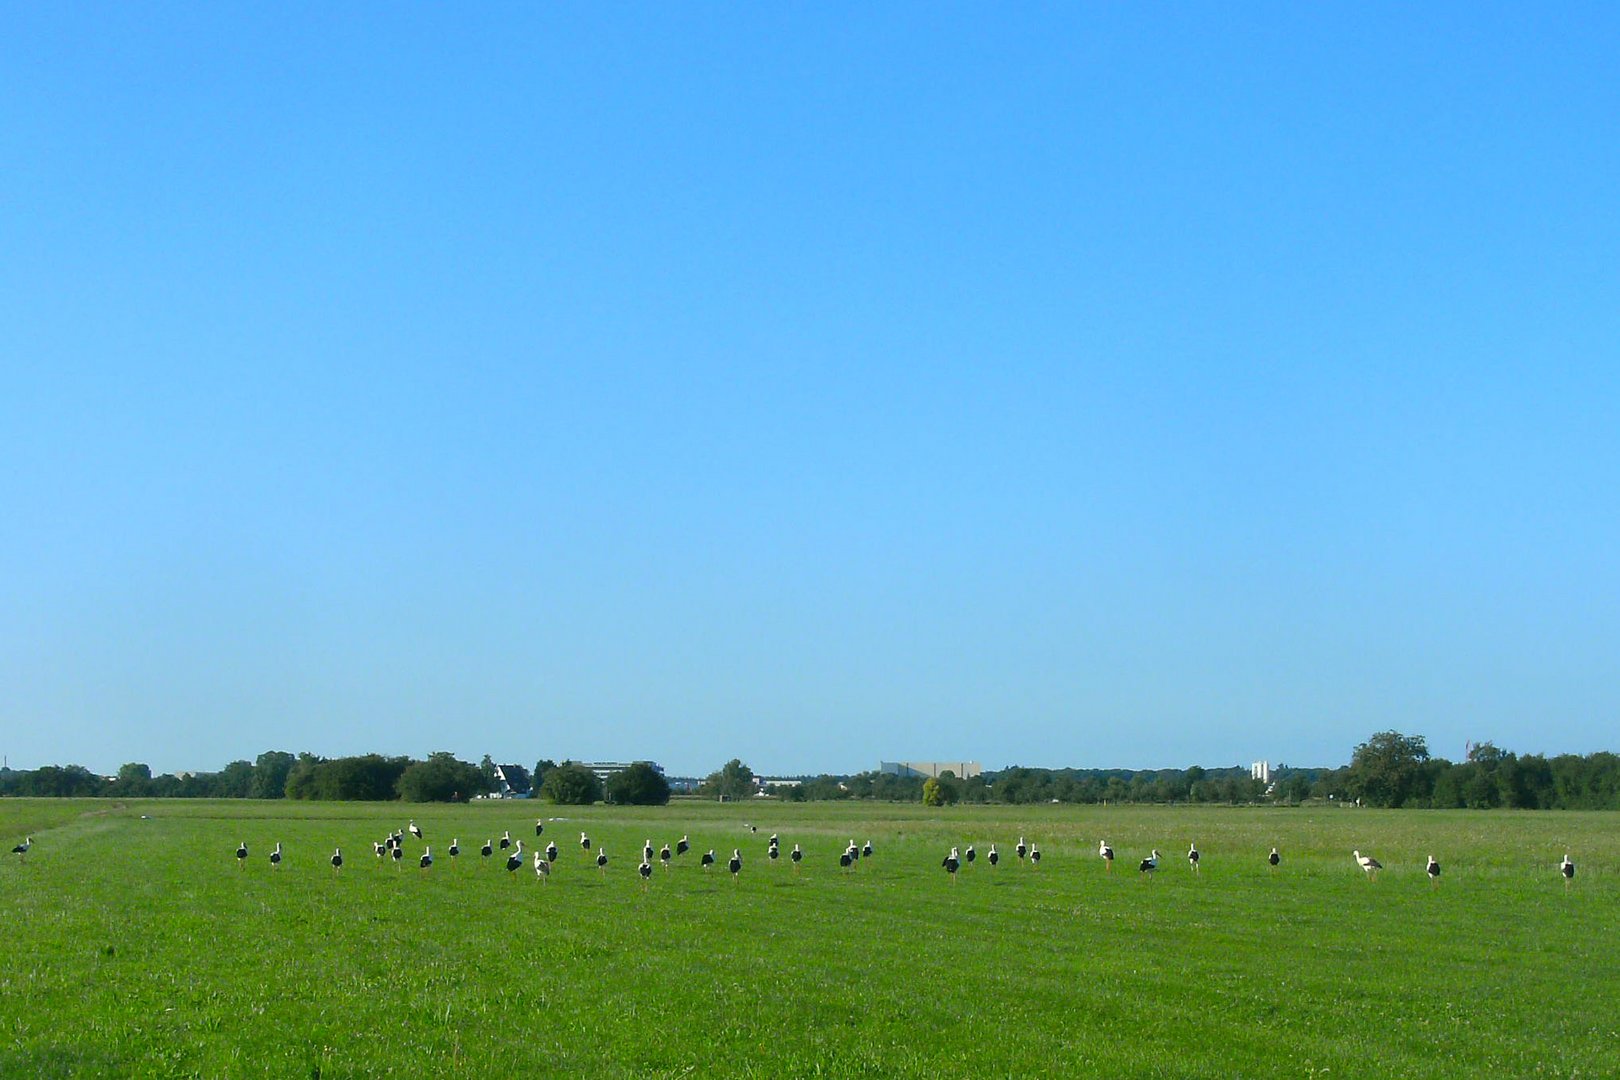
[3,7,1616,776]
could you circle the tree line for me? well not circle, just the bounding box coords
[5,734,1620,808]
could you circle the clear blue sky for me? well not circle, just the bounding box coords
[3,7,1616,777]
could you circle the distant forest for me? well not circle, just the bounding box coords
[3,733,1618,809]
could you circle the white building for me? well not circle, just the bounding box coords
[1250,760,1271,784]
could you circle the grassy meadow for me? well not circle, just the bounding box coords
[1,798,1616,1079]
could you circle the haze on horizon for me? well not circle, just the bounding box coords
[3,8,1616,779]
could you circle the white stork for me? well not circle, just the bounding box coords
[448,838,460,861]
[1561,854,1575,886]
[391,844,403,869]
[839,848,853,873]
[1268,847,1280,871]
[1016,837,1028,864]
[11,836,32,863]
[676,835,690,857]
[728,849,742,881]
[1139,849,1160,878]
[545,841,558,864]
[1426,855,1441,886]
[481,839,494,860]
[374,841,386,863]
[535,819,545,837]
[236,841,248,869]
[597,848,609,875]
[791,843,803,872]
[965,844,976,866]
[534,850,550,883]
[499,830,511,850]
[862,840,874,858]
[701,849,716,871]
[419,847,433,873]
[987,844,1000,868]
[409,821,423,840]
[1187,842,1200,873]
[505,840,524,874]
[1030,844,1042,869]
[660,843,672,870]
[580,831,591,852]
[643,839,654,864]
[330,847,343,873]
[1099,840,1115,871]
[1354,850,1382,880]
[639,859,653,889]
[942,846,960,883]
[768,843,779,863]
[269,842,282,870]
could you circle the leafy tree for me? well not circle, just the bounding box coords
[114,762,152,797]
[533,759,557,788]
[397,751,485,802]
[284,753,324,800]
[539,762,602,805]
[604,762,671,806]
[1346,731,1432,807]
[251,751,295,799]
[700,758,757,801]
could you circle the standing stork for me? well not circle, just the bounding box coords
[701,849,716,871]
[1139,849,1160,879]
[533,849,550,884]
[987,844,1000,868]
[1030,844,1042,869]
[676,835,690,857]
[1187,843,1200,873]
[374,841,386,864]
[545,840,558,864]
[269,842,283,870]
[1426,855,1441,886]
[236,841,248,869]
[660,842,673,871]
[639,859,653,890]
[391,843,404,869]
[535,819,545,837]
[768,833,779,849]
[419,847,433,874]
[1016,837,1028,865]
[505,840,524,874]
[791,843,803,873]
[942,846,961,883]
[965,844,976,867]
[839,848,853,873]
[643,839,655,864]
[1268,847,1280,872]
[1561,854,1576,887]
[728,848,742,881]
[1354,850,1382,880]
[580,832,591,853]
[481,839,494,862]
[11,837,32,863]
[768,843,779,864]
[1099,840,1115,871]
[448,838,460,862]
[409,821,423,841]
[500,830,511,850]
[862,840,874,859]
[597,848,609,875]
[330,847,343,873]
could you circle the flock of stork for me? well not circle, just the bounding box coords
[8,825,1581,888]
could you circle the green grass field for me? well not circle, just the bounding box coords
[2,799,1615,1079]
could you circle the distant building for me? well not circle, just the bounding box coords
[1250,760,1270,784]
[759,777,801,790]
[879,761,982,780]
[493,763,533,798]
[580,761,664,784]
